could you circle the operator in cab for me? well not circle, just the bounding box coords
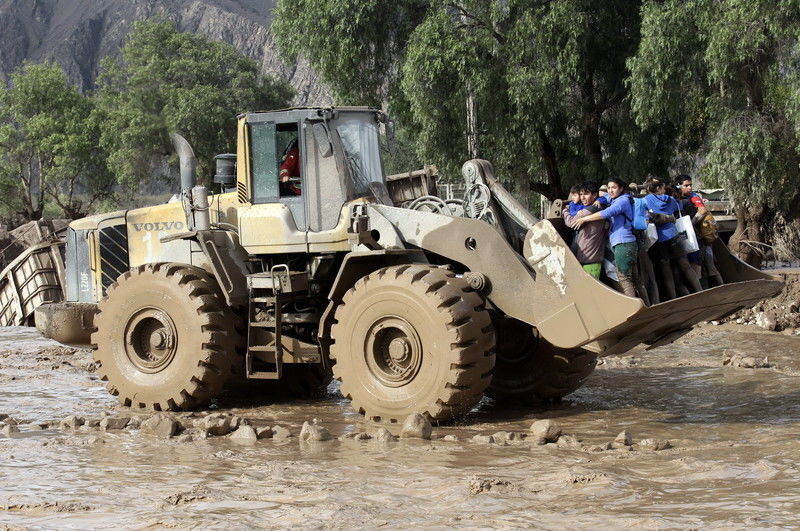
[279,139,302,196]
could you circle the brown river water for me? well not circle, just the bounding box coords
[1,325,800,529]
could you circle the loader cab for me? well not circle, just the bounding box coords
[235,108,392,245]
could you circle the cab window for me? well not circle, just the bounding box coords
[249,122,301,203]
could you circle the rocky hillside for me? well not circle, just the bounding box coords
[0,0,329,104]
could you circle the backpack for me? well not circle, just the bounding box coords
[699,212,718,244]
[628,196,649,231]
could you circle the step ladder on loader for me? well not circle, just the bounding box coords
[245,264,308,379]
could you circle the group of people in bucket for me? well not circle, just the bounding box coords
[562,174,722,305]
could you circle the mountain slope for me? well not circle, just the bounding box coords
[0,0,329,104]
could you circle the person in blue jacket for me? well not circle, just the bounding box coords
[644,178,702,300]
[573,177,647,301]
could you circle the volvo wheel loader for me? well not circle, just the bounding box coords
[35,107,782,423]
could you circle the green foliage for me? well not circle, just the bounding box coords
[95,19,294,190]
[275,0,659,199]
[629,0,800,213]
[0,63,112,220]
[274,0,429,105]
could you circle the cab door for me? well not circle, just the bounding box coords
[237,118,310,254]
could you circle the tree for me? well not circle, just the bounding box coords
[628,0,800,264]
[0,63,112,220]
[94,19,294,191]
[275,0,658,200]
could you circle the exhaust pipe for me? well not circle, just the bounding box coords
[171,133,209,231]
[171,133,197,191]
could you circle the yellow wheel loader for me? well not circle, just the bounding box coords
[36,107,782,422]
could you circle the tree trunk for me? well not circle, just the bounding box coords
[729,204,767,268]
[533,129,564,201]
[465,92,480,159]
[582,110,604,180]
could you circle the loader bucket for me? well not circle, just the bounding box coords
[523,219,783,355]
[371,204,781,357]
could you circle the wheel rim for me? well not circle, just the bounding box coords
[363,316,423,387]
[123,307,178,373]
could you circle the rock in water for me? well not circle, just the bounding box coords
[299,420,333,442]
[556,435,581,449]
[59,415,85,430]
[0,424,20,437]
[271,425,292,440]
[529,420,562,445]
[723,350,771,369]
[198,413,235,436]
[373,428,396,442]
[256,427,273,439]
[100,417,130,431]
[471,434,494,444]
[141,415,178,439]
[638,438,672,451]
[399,413,432,440]
[230,425,258,444]
[615,430,633,446]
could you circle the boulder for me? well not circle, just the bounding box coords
[256,427,273,440]
[59,415,85,430]
[755,311,777,331]
[339,431,372,441]
[723,350,771,369]
[0,424,19,437]
[299,420,333,442]
[198,413,235,436]
[141,415,179,439]
[529,419,562,445]
[638,438,672,451]
[271,425,292,440]
[373,428,396,442]
[399,413,432,440]
[230,425,258,444]
[471,434,494,444]
[615,430,633,446]
[556,435,581,449]
[491,431,510,443]
[442,434,460,442]
[100,417,130,431]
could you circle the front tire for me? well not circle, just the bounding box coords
[330,264,495,423]
[487,316,597,404]
[92,263,235,410]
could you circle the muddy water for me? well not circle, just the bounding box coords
[2,325,800,528]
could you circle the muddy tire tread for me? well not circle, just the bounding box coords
[330,264,495,422]
[92,262,234,411]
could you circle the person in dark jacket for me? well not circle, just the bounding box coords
[573,177,647,300]
[645,178,702,300]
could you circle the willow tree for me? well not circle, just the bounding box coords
[628,0,800,264]
[0,63,112,220]
[94,20,294,191]
[275,0,658,200]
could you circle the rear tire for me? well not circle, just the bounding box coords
[330,264,495,423]
[92,263,235,410]
[487,316,597,404]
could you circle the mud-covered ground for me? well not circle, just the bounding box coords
[2,325,800,529]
